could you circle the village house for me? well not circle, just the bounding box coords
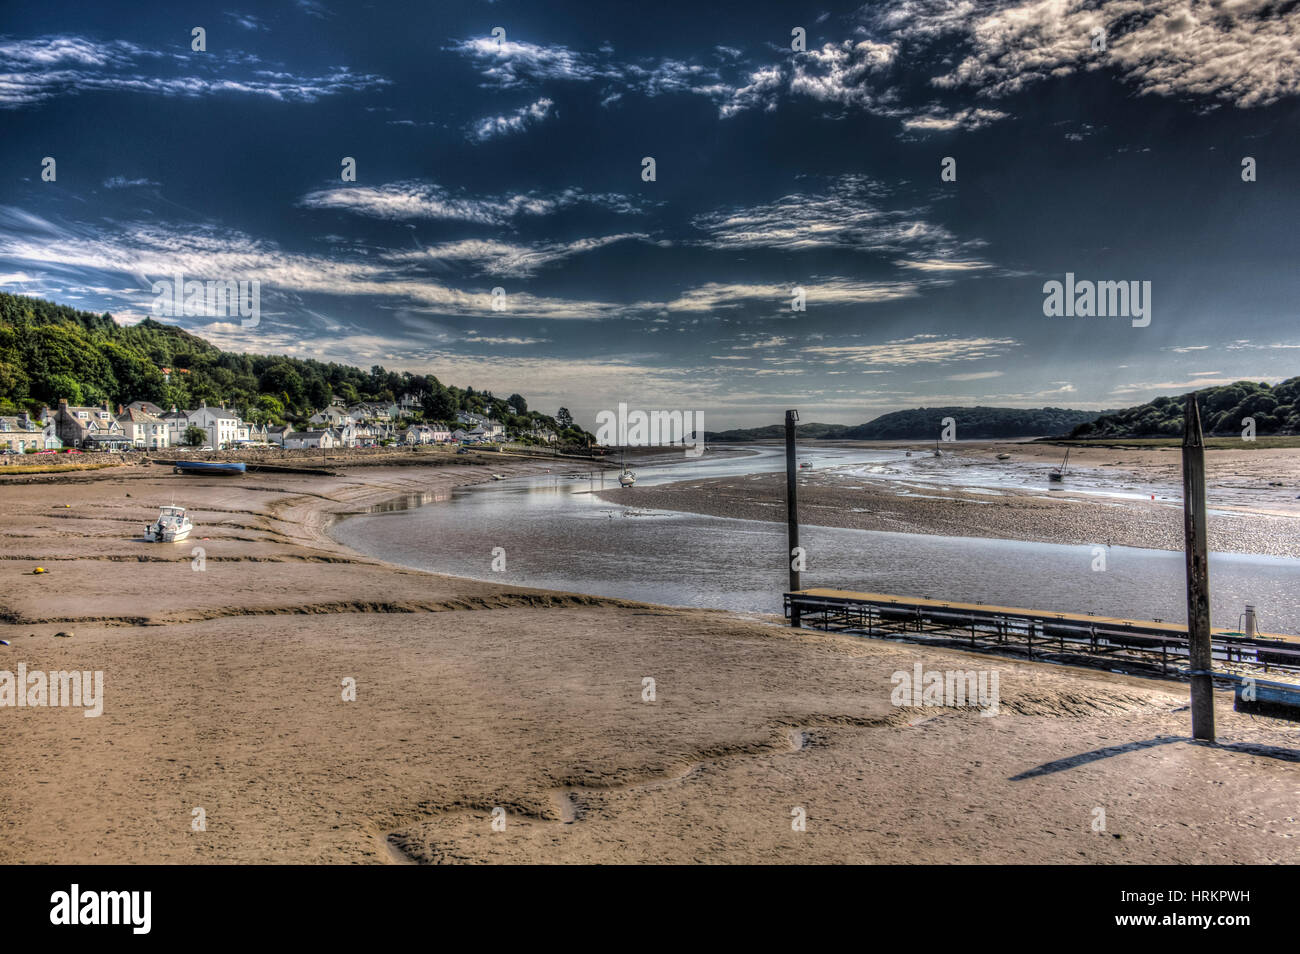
[160,407,193,446]
[308,405,350,428]
[283,428,338,450]
[397,392,424,416]
[266,424,292,447]
[188,404,244,449]
[53,400,121,448]
[399,424,449,445]
[0,413,48,453]
[115,405,170,449]
[127,400,165,416]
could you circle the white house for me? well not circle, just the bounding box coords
[397,392,424,416]
[115,405,170,449]
[283,429,338,450]
[188,405,244,449]
[160,407,193,446]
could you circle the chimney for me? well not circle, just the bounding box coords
[59,398,68,408]
[117,404,124,415]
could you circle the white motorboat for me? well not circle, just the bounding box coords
[619,468,636,487]
[146,505,193,542]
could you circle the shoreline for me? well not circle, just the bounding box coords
[2,454,1298,863]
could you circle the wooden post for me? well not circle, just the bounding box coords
[1182,394,1216,742]
[785,410,801,626]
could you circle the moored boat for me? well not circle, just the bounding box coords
[172,460,246,476]
[146,505,193,542]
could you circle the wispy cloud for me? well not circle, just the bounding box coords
[0,34,388,107]
[467,97,555,141]
[802,335,1018,366]
[386,233,647,278]
[298,180,642,224]
[691,174,991,267]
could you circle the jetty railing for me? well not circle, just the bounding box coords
[783,589,1300,678]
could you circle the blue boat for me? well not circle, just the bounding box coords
[172,460,246,476]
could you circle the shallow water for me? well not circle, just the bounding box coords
[331,445,1300,635]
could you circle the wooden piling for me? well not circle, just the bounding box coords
[785,409,801,625]
[1182,394,1216,742]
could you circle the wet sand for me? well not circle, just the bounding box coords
[1,450,1297,863]
[602,442,1300,558]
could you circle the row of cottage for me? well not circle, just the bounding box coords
[0,399,556,453]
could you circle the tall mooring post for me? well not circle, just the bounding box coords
[1182,394,1215,742]
[785,409,801,626]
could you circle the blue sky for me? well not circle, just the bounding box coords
[2,0,1298,427]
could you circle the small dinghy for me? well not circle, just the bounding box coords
[996,453,1011,461]
[146,505,193,542]
[1048,447,1070,483]
[618,447,636,487]
[173,460,246,476]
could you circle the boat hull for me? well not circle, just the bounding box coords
[173,461,246,476]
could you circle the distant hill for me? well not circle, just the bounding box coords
[1069,378,1300,438]
[708,406,1104,442]
[705,422,849,442]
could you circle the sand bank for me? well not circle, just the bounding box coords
[601,443,1300,558]
[1,453,1296,863]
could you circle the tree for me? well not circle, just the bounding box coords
[421,383,458,422]
[185,426,207,447]
[508,393,527,415]
[556,407,573,430]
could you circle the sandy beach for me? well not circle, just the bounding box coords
[1,449,1297,864]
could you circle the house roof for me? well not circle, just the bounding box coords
[117,408,162,423]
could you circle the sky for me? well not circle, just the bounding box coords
[1,0,1298,429]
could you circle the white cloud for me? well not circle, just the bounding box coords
[692,174,991,267]
[386,233,646,277]
[102,176,158,189]
[0,35,388,108]
[298,180,642,224]
[802,335,1018,365]
[467,97,555,141]
[946,369,1004,381]
[929,0,1300,109]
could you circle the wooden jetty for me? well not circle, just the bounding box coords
[783,588,1300,677]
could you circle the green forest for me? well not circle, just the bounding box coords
[0,293,587,440]
[1069,378,1300,438]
